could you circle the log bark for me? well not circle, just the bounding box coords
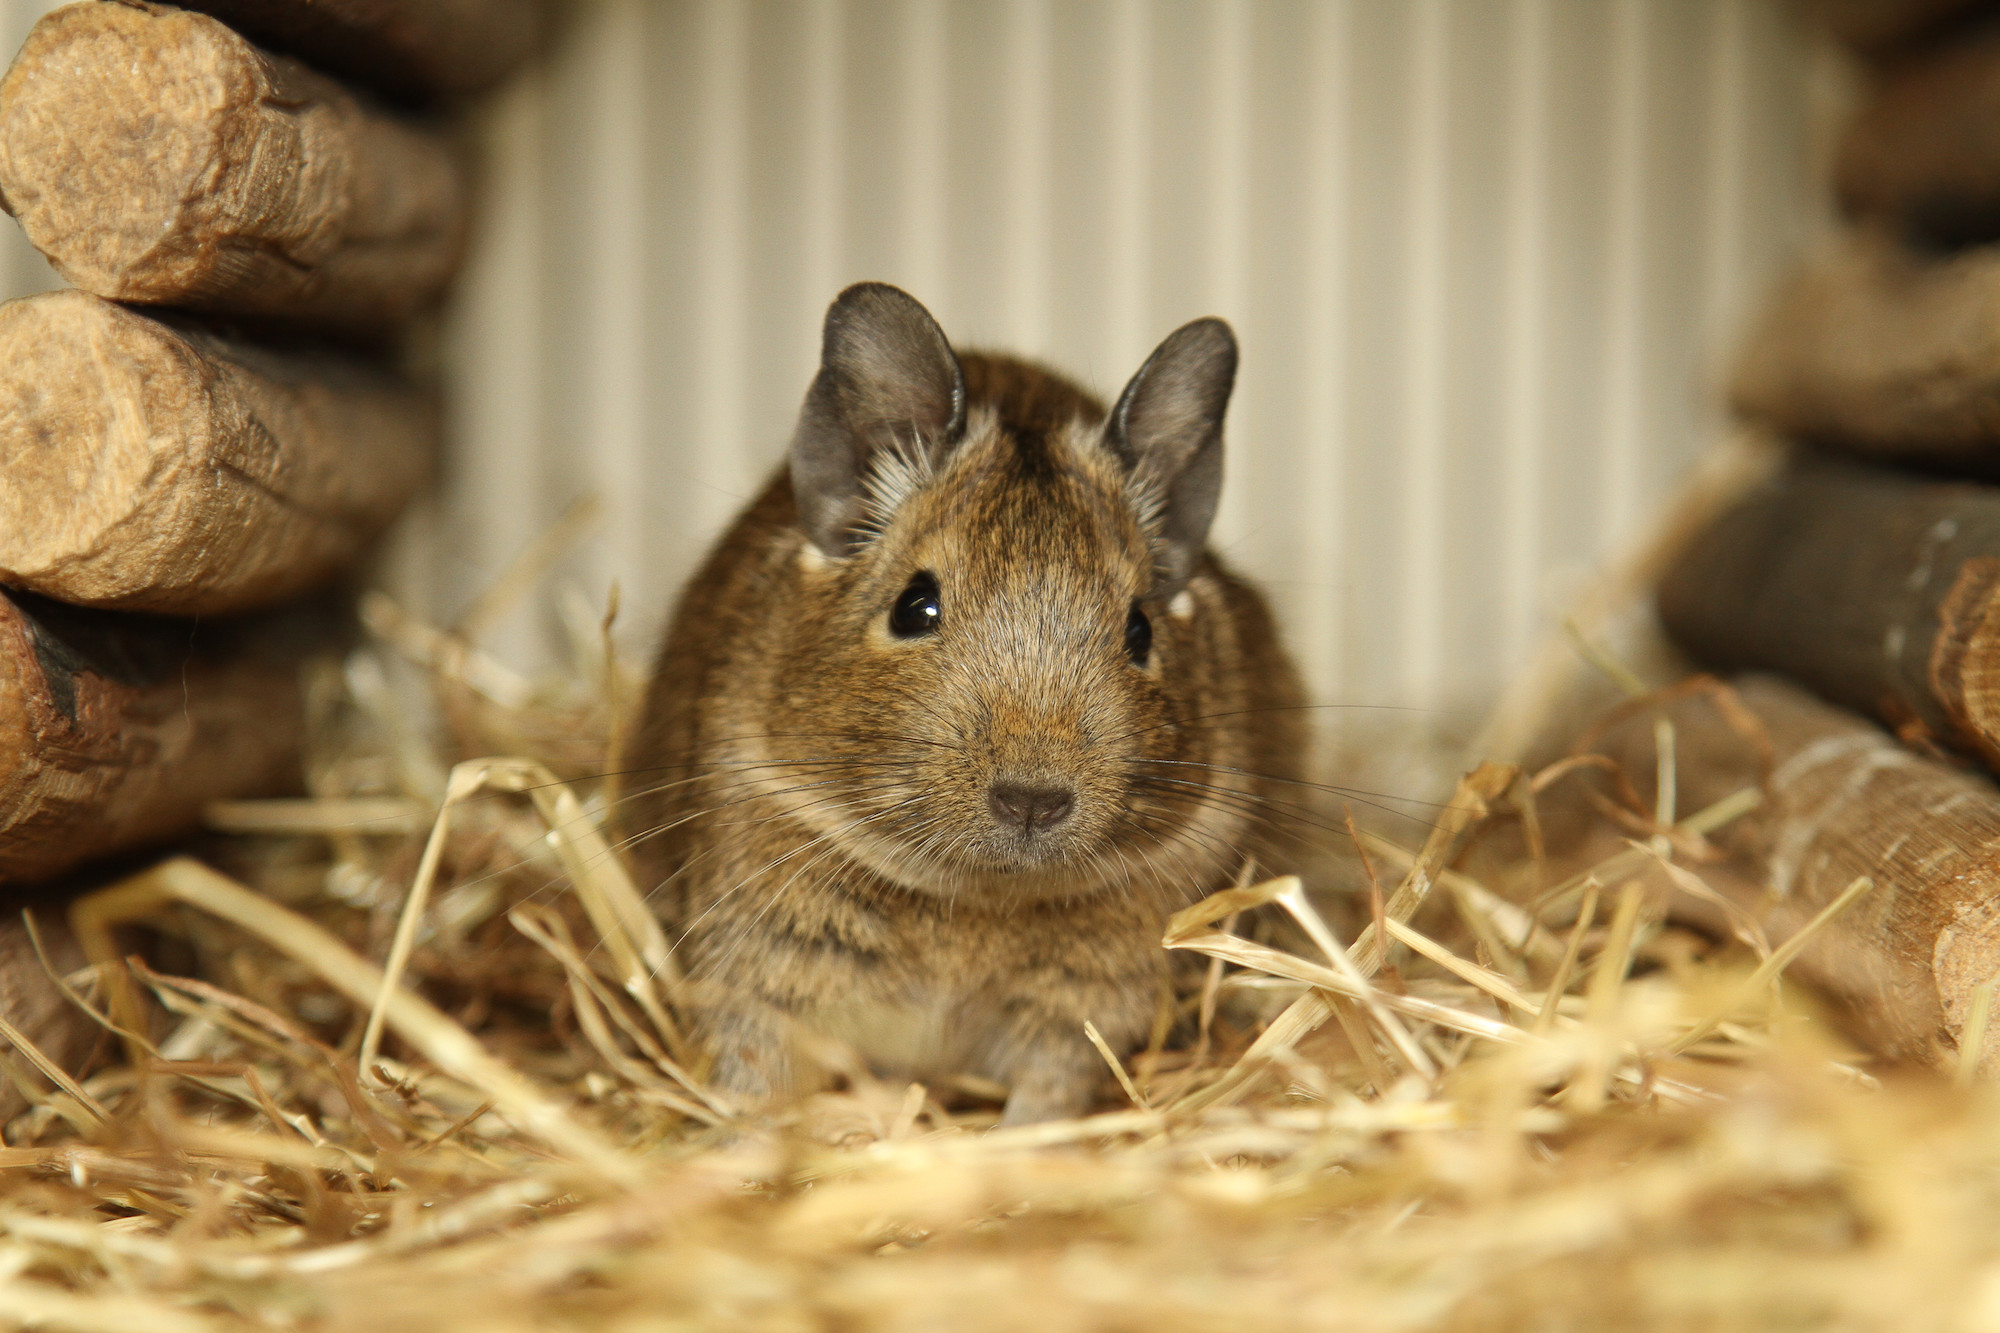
[1590,674,2000,1076]
[1838,24,2000,245]
[0,589,335,885]
[0,2,469,333]
[173,0,540,100]
[1803,0,1996,58]
[0,290,434,616]
[1656,454,2000,767]
[1731,228,2000,468]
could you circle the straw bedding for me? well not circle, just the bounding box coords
[0,573,1995,1333]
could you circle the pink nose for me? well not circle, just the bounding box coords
[986,782,1076,835]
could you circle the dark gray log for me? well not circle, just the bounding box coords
[1657,454,2000,764]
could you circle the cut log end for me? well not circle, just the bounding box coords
[0,590,338,885]
[0,1,469,330]
[0,908,94,1122]
[0,290,434,616]
[0,3,253,300]
[0,292,193,596]
[1932,555,2000,770]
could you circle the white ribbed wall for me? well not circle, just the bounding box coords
[0,0,1829,727]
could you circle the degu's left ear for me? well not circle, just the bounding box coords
[1105,317,1237,596]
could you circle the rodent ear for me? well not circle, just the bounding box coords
[789,282,967,556]
[1106,317,1237,595]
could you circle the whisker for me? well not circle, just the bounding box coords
[1103,701,1432,749]
[1128,764,1440,824]
[1125,757,1450,815]
[676,796,929,969]
[1126,771,1431,841]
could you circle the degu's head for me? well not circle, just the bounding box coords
[760,282,1255,903]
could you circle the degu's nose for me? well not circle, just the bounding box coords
[986,781,1076,836]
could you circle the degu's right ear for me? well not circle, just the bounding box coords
[789,282,967,557]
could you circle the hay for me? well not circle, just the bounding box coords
[3,570,2000,1332]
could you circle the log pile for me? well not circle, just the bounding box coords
[0,0,539,895]
[1614,0,2000,1078]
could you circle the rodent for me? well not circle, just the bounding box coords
[629,282,1305,1125]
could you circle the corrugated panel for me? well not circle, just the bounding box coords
[0,0,1824,728]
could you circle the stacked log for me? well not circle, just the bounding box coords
[1658,457,2000,763]
[0,291,435,613]
[0,589,335,882]
[1636,2,2000,1076]
[0,0,539,894]
[1586,676,2000,1075]
[1731,229,2000,467]
[0,3,470,332]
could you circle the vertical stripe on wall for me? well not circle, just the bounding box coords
[1399,0,1449,709]
[1500,0,1551,677]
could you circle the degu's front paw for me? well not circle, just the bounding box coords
[997,1051,1103,1126]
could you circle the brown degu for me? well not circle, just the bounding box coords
[630,282,1305,1124]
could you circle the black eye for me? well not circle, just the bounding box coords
[889,573,942,638]
[1125,601,1152,664]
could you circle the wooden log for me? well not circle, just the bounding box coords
[1588,674,2000,1076]
[1731,229,2000,468]
[0,589,335,885]
[0,290,435,616]
[1803,0,1996,58]
[1838,24,2000,244]
[0,1,470,332]
[173,0,541,100]
[1656,454,2000,767]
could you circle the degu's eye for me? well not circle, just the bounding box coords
[889,573,942,638]
[1125,600,1152,665]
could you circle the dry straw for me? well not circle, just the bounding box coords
[3,537,2000,1330]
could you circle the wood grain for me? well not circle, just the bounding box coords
[0,590,336,885]
[0,1,469,332]
[0,290,434,616]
